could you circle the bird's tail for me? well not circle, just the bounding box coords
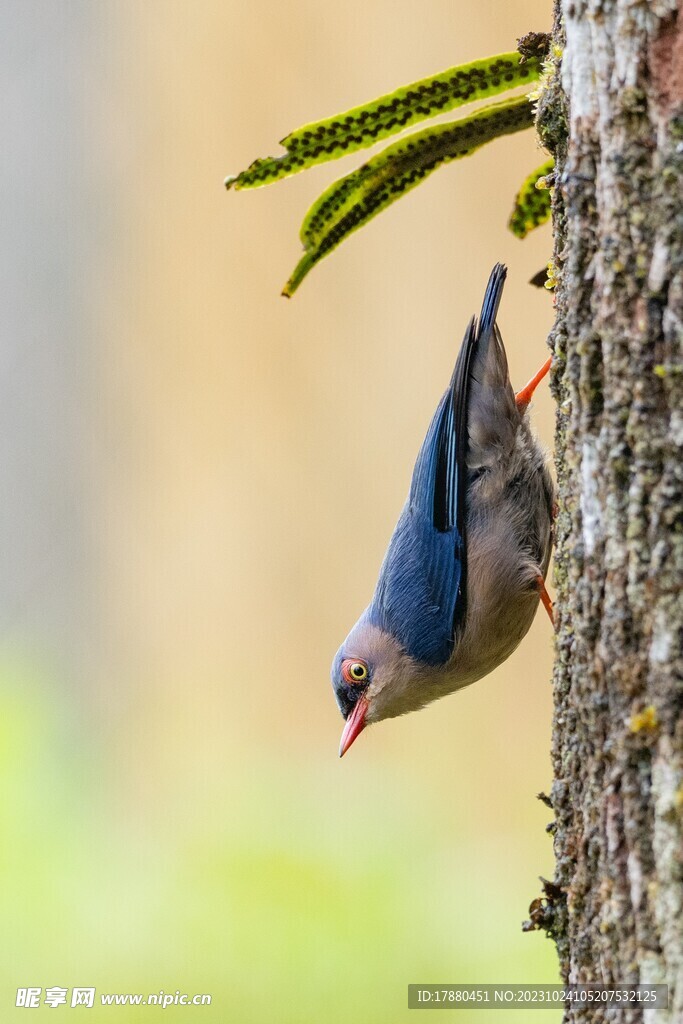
[462,263,519,475]
[477,262,507,340]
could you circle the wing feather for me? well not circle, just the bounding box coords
[369,264,508,665]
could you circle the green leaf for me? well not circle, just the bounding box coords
[282,94,534,297]
[508,158,554,238]
[225,53,540,191]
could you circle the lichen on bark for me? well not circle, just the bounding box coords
[531,1,683,1020]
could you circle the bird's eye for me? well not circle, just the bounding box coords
[342,659,369,685]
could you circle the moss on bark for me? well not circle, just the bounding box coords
[530,2,683,1019]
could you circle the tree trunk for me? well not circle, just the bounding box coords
[534,0,683,1019]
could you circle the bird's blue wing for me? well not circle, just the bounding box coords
[369,264,507,666]
[368,501,463,665]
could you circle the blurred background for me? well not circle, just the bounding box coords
[1,1,559,1020]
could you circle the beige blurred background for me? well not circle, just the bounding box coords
[1,1,559,1021]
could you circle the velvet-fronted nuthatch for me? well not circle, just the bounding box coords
[332,263,554,756]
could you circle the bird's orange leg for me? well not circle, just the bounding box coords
[516,356,552,411]
[535,573,556,630]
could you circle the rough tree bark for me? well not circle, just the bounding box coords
[531,1,683,1020]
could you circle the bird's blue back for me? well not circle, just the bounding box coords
[367,264,507,666]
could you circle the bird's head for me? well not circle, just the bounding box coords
[331,615,426,757]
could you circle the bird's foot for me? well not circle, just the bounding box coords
[535,573,557,631]
[516,356,552,411]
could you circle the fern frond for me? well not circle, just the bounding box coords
[283,94,535,296]
[508,158,554,238]
[225,53,540,191]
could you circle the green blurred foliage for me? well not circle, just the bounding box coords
[1,651,558,1022]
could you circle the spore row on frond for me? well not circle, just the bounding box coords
[284,96,535,295]
[226,53,540,191]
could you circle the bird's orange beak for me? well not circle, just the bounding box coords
[339,694,369,758]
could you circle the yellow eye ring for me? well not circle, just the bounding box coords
[342,659,369,685]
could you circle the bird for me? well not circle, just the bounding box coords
[331,263,555,757]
